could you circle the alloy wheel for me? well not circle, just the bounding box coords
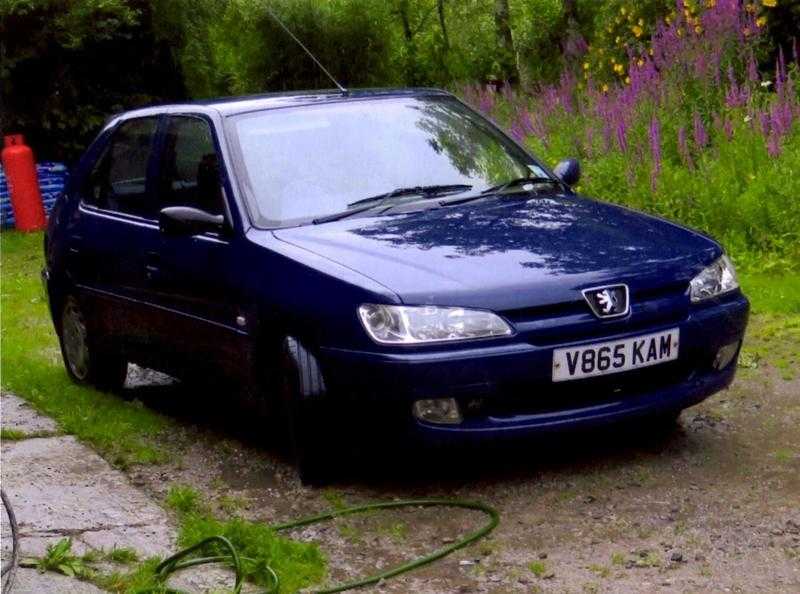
[62,301,90,381]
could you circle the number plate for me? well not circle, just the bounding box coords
[552,328,679,382]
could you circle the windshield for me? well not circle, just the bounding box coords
[229,95,548,227]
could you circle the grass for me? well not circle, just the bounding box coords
[22,486,326,593]
[1,427,57,440]
[1,231,170,467]
[165,485,326,593]
[1,427,29,440]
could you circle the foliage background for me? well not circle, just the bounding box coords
[1,0,799,269]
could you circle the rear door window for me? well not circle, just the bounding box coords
[158,116,224,216]
[83,117,159,218]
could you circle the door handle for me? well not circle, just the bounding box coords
[144,251,160,281]
[68,234,83,255]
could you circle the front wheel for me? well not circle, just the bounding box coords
[58,296,127,391]
[279,338,335,486]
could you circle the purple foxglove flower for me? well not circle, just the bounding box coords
[677,125,693,168]
[649,115,662,189]
[693,112,709,148]
[767,132,781,158]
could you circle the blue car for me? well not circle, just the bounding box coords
[44,89,749,482]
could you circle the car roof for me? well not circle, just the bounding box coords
[114,88,453,121]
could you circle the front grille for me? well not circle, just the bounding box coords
[501,282,690,347]
[468,358,692,418]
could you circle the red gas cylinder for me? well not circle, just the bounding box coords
[1,134,47,231]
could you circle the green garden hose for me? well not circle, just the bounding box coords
[154,498,500,594]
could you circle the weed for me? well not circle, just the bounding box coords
[218,493,247,516]
[528,560,548,577]
[93,558,166,593]
[338,522,363,544]
[377,521,408,543]
[588,563,611,578]
[610,551,625,566]
[28,538,93,580]
[105,547,139,565]
[772,449,795,464]
[635,551,661,568]
[322,489,347,510]
[166,484,203,515]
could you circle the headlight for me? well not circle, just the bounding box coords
[358,304,512,345]
[690,255,739,302]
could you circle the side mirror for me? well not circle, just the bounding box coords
[159,206,225,236]
[553,158,581,187]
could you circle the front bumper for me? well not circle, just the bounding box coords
[319,292,749,442]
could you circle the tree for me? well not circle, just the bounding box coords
[493,0,519,84]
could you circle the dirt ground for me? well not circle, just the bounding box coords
[120,354,800,594]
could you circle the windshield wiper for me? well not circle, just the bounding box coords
[313,184,473,224]
[347,184,473,208]
[440,176,563,207]
[482,176,562,195]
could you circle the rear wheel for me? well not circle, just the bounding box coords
[279,338,334,486]
[58,296,127,391]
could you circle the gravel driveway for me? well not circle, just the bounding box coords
[119,359,800,593]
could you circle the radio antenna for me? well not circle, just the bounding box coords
[264,5,348,94]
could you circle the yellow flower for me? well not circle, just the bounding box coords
[583,61,590,70]
[602,84,609,93]
[637,58,645,67]
[625,76,631,84]
[756,16,767,27]
[614,63,624,74]
[706,0,716,7]
[615,35,621,44]
[638,18,644,26]
[620,7,627,15]
[762,0,777,7]
[695,25,703,34]
[632,25,643,38]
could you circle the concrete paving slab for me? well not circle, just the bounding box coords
[1,394,238,593]
[1,393,58,434]
[10,569,106,594]
[2,436,172,544]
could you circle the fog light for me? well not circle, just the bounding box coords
[412,398,462,425]
[713,340,740,370]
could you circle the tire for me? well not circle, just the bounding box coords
[279,337,334,486]
[58,296,127,391]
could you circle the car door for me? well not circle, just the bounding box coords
[145,113,251,380]
[67,115,164,351]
